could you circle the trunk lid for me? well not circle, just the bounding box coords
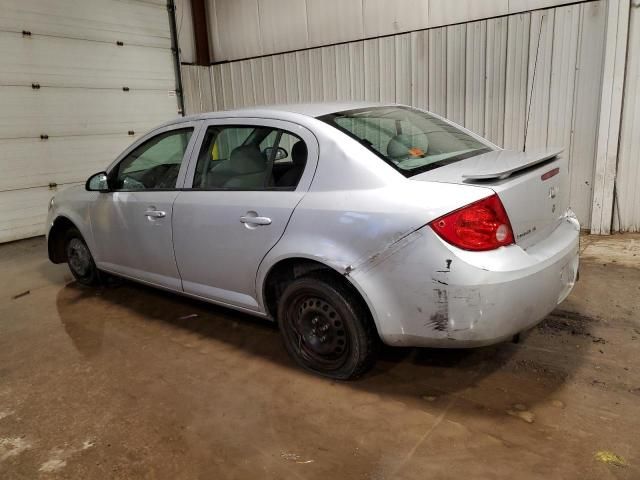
[414,148,570,249]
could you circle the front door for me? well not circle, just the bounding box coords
[172,119,317,311]
[91,124,199,290]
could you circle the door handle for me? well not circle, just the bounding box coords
[145,209,166,218]
[240,215,271,226]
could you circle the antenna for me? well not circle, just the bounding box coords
[523,14,545,152]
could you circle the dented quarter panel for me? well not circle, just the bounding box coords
[349,215,580,347]
[255,118,493,327]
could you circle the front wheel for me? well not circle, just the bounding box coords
[64,228,101,286]
[278,272,379,380]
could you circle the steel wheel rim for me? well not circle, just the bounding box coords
[288,295,349,369]
[67,238,91,277]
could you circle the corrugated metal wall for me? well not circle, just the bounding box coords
[182,1,607,228]
[614,2,640,232]
[202,0,582,63]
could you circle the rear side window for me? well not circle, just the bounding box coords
[320,106,491,176]
[192,125,307,190]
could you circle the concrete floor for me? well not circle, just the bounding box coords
[0,235,639,479]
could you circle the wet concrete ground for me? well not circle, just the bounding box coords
[0,235,639,479]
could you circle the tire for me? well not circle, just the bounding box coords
[64,228,101,286]
[277,272,379,380]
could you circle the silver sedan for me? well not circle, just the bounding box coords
[46,102,580,379]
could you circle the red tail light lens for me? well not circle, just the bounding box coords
[429,194,514,251]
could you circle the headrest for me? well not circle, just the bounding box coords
[291,141,307,166]
[386,134,413,160]
[229,145,265,175]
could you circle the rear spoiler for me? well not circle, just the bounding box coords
[462,148,562,181]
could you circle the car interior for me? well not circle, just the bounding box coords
[193,126,307,190]
[110,128,194,190]
[110,125,307,191]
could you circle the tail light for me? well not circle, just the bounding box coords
[429,194,514,251]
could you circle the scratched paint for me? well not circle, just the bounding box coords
[427,287,449,332]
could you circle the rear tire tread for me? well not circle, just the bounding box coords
[278,271,380,380]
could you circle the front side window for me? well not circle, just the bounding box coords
[319,106,492,176]
[111,128,193,190]
[192,125,307,190]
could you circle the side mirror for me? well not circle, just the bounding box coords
[86,172,109,192]
[263,146,288,161]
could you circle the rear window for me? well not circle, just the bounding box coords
[320,106,492,176]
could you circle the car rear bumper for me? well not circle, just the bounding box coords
[350,213,580,348]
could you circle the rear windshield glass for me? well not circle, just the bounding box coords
[320,106,492,176]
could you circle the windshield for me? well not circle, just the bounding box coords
[320,106,493,176]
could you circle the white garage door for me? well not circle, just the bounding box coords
[0,0,180,243]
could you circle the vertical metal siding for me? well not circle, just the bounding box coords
[484,17,507,145]
[428,28,447,116]
[219,63,234,110]
[240,60,255,107]
[261,57,276,105]
[615,3,640,232]
[272,55,287,104]
[547,5,580,151]
[308,48,324,102]
[284,53,300,103]
[395,34,412,105]
[446,24,466,125]
[296,50,313,103]
[503,13,531,150]
[321,47,338,101]
[335,44,351,101]
[184,1,608,228]
[363,39,381,102]
[524,10,554,150]
[181,66,198,116]
[566,1,605,227]
[349,42,366,101]
[379,37,397,103]
[464,21,486,135]
[250,58,265,106]
[411,30,429,110]
[230,61,245,107]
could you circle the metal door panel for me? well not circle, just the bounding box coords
[173,117,318,311]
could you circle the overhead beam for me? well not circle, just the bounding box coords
[190,0,211,65]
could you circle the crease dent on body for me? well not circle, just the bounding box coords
[344,226,426,276]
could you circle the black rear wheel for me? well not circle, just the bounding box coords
[278,272,379,380]
[64,228,101,286]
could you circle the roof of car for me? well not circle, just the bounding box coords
[168,101,390,127]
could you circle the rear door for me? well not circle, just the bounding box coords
[172,118,318,311]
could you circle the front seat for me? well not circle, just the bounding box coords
[277,141,307,187]
[223,145,267,188]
